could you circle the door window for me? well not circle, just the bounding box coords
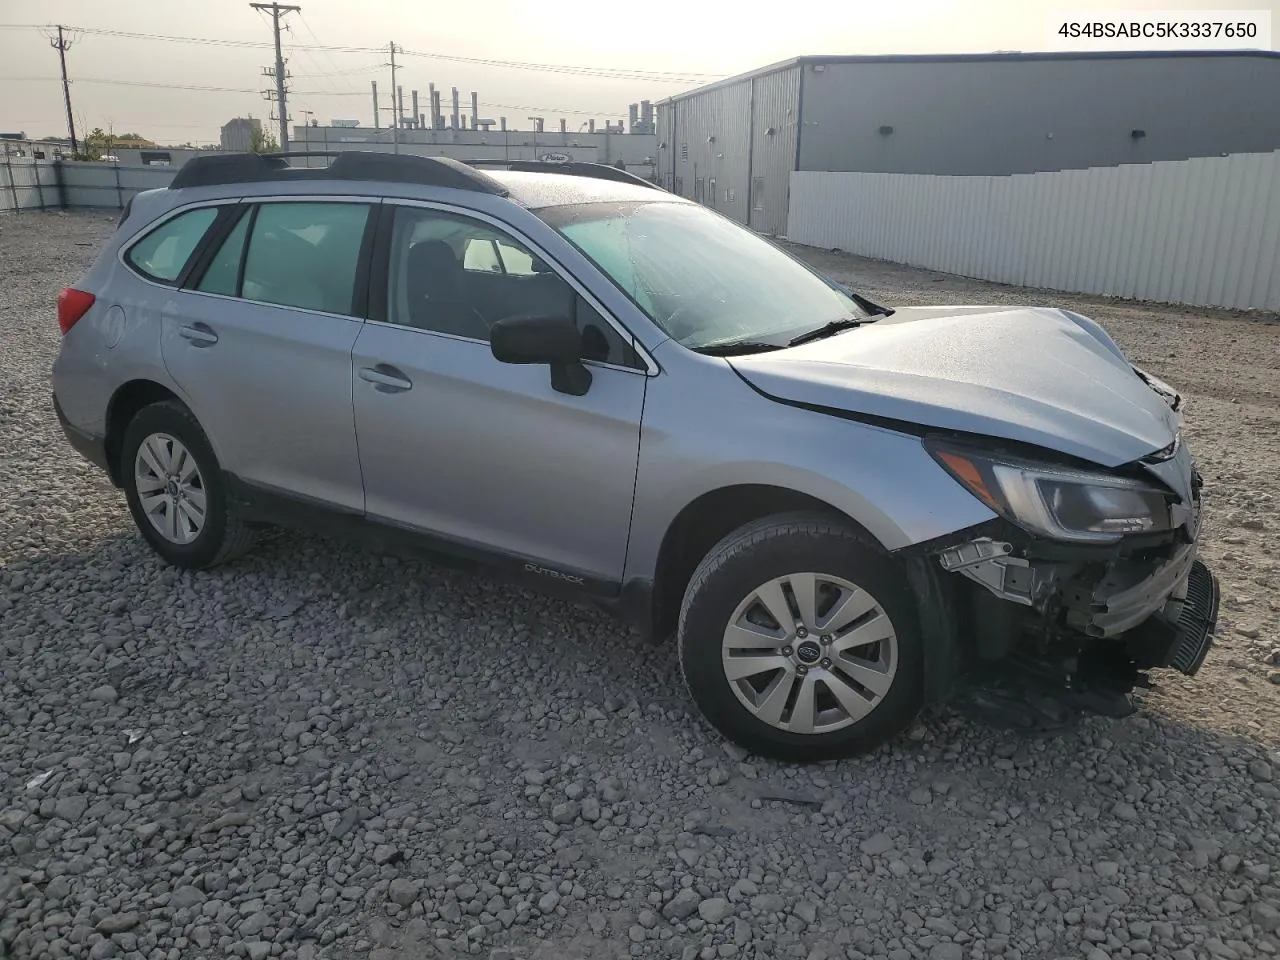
[236,202,372,315]
[384,206,641,367]
[194,207,252,296]
[126,206,220,283]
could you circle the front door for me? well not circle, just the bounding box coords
[161,198,374,511]
[350,203,648,587]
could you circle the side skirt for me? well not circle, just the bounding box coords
[223,474,624,604]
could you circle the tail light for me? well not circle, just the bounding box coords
[57,288,96,335]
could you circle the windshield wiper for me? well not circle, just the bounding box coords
[690,340,782,357]
[787,316,868,347]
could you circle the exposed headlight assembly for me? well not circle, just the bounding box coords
[1133,365,1181,411]
[926,440,1175,544]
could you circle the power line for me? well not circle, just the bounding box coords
[1,76,646,119]
[395,47,718,82]
[297,12,363,93]
[291,63,383,79]
[23,23,723,82]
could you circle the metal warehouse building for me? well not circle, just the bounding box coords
[655,50,1280,236]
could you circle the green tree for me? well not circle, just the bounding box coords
[249,126,279,154]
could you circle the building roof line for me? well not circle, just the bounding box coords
[655,48,1280,105]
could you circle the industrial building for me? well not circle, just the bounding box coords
[289,123,657,176]
[656,50,1280,235]
[287,92,658,176]
[220,117,263,153]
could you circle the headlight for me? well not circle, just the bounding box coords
[926,440,1175,544]
[1133,365,1182,413]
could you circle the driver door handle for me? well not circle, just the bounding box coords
[359,364,413,393]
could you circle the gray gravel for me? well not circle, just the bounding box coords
[2,211,1278,960]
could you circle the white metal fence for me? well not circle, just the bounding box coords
[1,158,177,214]
[787,150,1280,312]
[0,157,62,212]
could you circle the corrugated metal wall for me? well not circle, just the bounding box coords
[62,163,177,209]
[787,150,1280,312]
[656,65,801,230]
[747,65,801,234]
[798,55,1280,176]
[1,161,177,212]
[656,80,754,223]
[0,158,60,212]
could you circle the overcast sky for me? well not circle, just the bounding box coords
[1,0,1276,144]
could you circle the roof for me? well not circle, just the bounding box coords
[487,170,686,209]
[167,152,673,202]
[656,48,1280,104]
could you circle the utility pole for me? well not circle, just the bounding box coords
[50,26,78,156]
[388,41,399,154]
[250,2,300,152]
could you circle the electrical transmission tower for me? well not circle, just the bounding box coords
[49,25,79,155]
[250,2,301,152]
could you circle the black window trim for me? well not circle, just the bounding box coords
[369,198,657,375]
[233,204,261,298]
[120,200,238,288]
[180,201,250,292]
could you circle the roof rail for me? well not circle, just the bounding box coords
[168,150,509,195]
[461,158,666,191]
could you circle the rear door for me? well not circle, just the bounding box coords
[159,197,376,511]
[350,201,649,588]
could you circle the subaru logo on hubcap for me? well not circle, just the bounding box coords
[796,640,822,664]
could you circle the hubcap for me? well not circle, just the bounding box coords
[721,572,898,735]
[134,433,207,545]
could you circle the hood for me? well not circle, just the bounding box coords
[729,305,1180,468]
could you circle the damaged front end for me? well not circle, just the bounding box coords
[921,427,1220,726]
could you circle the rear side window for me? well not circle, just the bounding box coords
[240,202,371,315]
[125,207,219,283]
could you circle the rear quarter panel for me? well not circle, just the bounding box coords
[52,192,193,437]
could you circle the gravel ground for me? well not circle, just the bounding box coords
[1,210,1277,960]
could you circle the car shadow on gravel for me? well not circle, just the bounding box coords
[8,522,1275,787]
[5,525,1277,960]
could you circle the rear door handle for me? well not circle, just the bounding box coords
[178,323,218,346]
[359,364,413,393]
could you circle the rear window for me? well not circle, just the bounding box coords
[125,207,219,283]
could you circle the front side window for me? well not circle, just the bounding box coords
[126,207,219,283]
[384,206,640,367]
[238,202,372,314]
[539,200,867,351]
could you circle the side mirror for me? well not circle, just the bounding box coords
[490,314,592,396]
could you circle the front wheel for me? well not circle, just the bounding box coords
[678,513,923,761]
[120,400,255,569]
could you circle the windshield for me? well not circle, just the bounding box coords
[536,200,867,350]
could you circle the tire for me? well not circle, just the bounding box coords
[678,512,923,762]
[120,400,255,569]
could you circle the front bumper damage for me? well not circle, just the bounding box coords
[932,515,1219,723]
[938,534,1218,677]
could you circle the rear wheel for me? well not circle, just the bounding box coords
[678,513,923,761]
[121,400,255,569]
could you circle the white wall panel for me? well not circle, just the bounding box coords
[787,151,1280,312]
